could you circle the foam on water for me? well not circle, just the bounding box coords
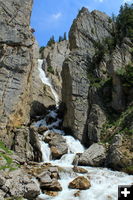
[36,59,133,200]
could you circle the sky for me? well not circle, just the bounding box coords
[31,0,133,47]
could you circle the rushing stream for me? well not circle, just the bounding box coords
[36,59,133,200]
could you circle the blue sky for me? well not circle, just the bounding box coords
[31,0,132,47]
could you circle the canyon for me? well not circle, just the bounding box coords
[0,0,133,199]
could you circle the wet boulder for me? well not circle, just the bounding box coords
[78,143,107,167]
[38,170,62,191]
[68,176,91,190]
[44,132,68,159]
[73,166,88,174]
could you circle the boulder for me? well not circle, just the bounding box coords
[78,143,107,167]
[68,176,91,190]
[44,132,68,159]
[106,134,133,172]
[24,183,40,199]
[0,173,6,186]
[44,191,58,197]
[38,170,62,191]
[2,169,40,199]
[73,166,88,174]
[0,190,5,200]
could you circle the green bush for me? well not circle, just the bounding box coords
[47,66,54,74]
[0,141,19,171]
[116,63,133,88]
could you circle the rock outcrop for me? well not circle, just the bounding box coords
[0,0,35,139]
[62,8,112,142]
[40,41,70,100]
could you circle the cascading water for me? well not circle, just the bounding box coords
[38,59,59,107]
[36,59,133,200]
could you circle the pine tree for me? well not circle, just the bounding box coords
[116,3,133,42]
[47,35,55,46]
[63,32,67,40]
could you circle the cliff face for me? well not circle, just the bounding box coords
[0,0,35,140]
[40,40,70,100]
[62,8,113,142]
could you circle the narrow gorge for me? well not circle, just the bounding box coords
[0,1,133,200]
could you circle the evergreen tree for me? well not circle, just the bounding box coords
[116,3,133,42]
[63,32,67,40]
[47,35,55,46]
[58,36,63,42]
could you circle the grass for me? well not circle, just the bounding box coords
[123,165,133,175]
[0,141,19,171]
[101,104,133,143]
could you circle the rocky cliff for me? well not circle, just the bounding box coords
[0,0,35,140]
[62,8,113,143]
[40,40,70,100]
[61,8,133,171]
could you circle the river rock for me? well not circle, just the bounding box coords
[2,169,40,199]
[44,132,68,159]
[38,170,62,191]
[68,176,91,190]
[44,191,58,196]
[0,190,5,200]
[0,173,6,186]
[78,143,107,167]
[73,166,88,174]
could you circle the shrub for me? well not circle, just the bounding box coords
[47,66,54,74]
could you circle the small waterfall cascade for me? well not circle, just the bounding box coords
[35,59,133,200]
[38,59,59,107]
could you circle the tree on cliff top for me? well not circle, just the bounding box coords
[116,3,133,42]
[47,35,55,46]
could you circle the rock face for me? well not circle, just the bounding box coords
[40,41,70,100]
[61,7,133,171]
[106,134,133,171]
[0,0,40,148]
[62,8,112,142]
[0,0,55,161]
[68,176,91,190]
[78,143,107,167]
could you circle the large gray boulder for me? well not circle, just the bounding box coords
[78,143,107,167]
[44,132,68,159]
[1,169,40,199]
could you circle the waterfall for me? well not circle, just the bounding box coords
[36,59,133,200]
[38,59,59,107]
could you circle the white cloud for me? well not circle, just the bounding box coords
[123,0,132,3]
[52,12,62,20]
[95,0,104,2]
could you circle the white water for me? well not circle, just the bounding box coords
[36,59,133,200]
[38,59,59,107]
